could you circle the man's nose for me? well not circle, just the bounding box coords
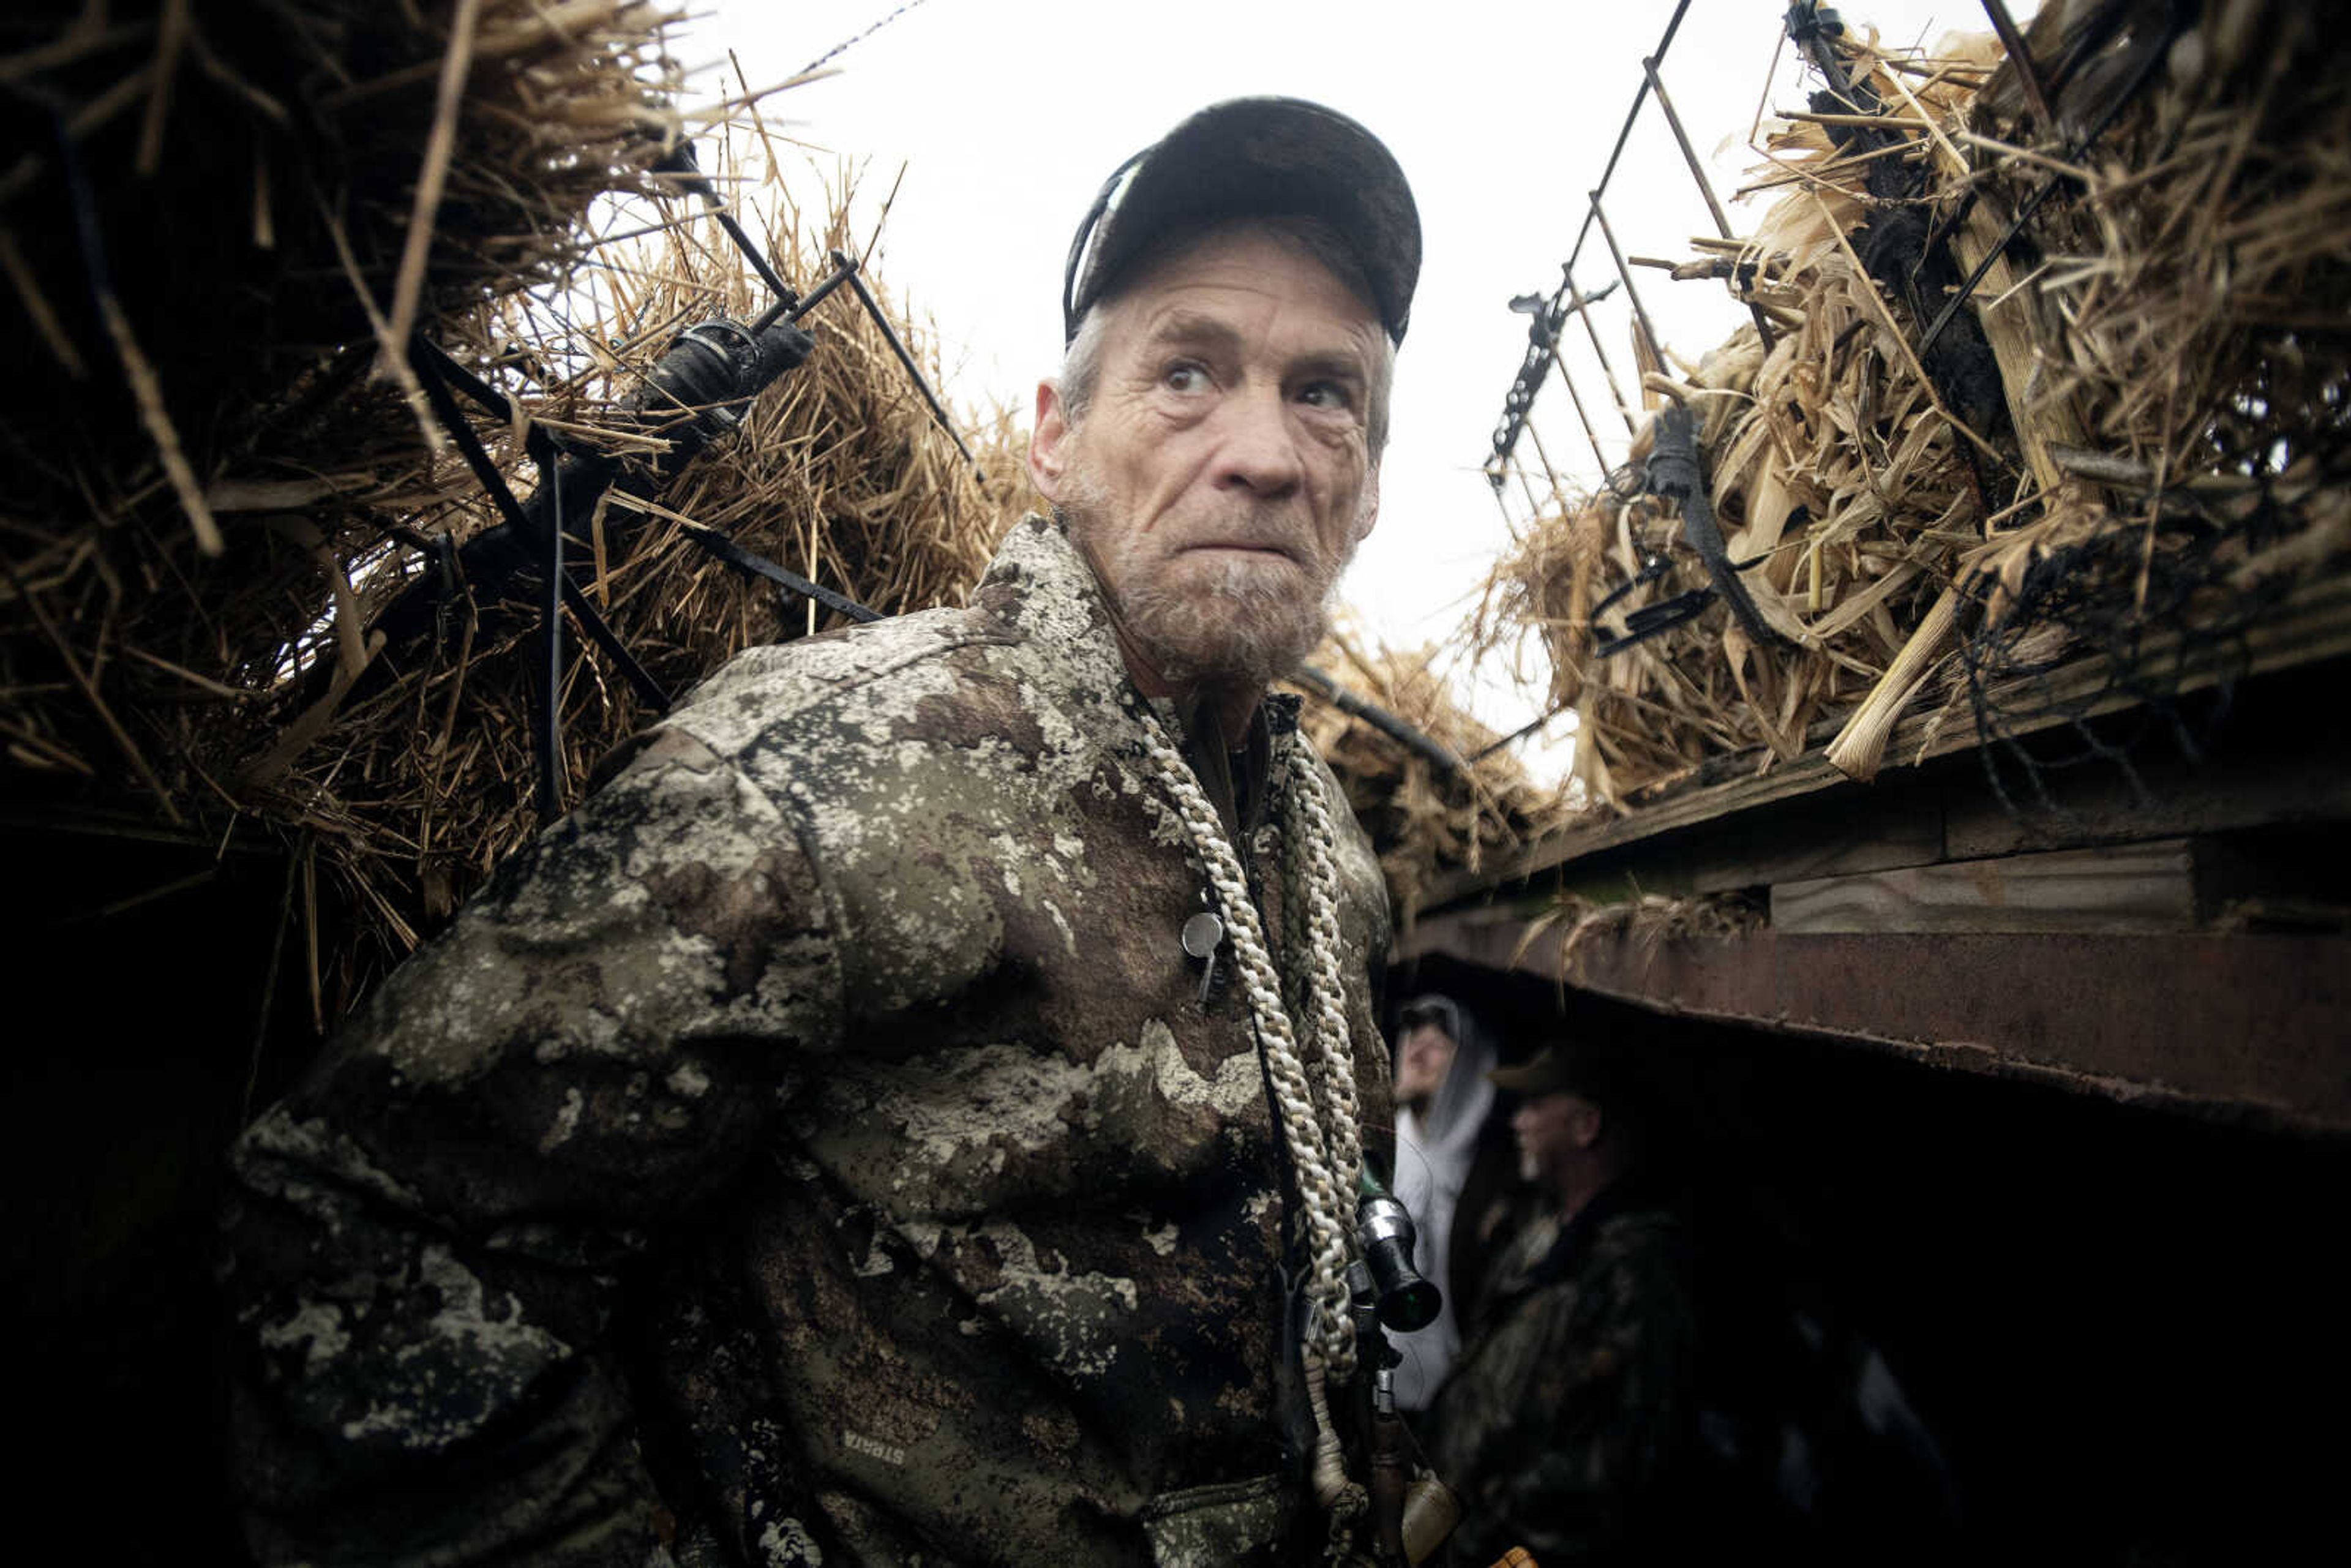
[1210,384,1303,498]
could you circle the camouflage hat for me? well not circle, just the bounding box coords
[1060,97,1422,345]
[1488,1044,1616,1101]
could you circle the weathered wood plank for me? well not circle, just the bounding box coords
[1942,732,2351,860]
[1554,785,1946,904]
[1771,839,2196,934]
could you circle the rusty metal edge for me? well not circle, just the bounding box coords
[1400,910,2351,1140]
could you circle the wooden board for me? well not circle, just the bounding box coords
[1772,839,2196,934]
[1430,573,2351,913]
[1552,786,1944,905]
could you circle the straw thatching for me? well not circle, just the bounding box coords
[1482,0,2350,811]
[2,1,1030,1022]
[3,0,688,810]
[223,197,1026,1017]
[1289,632,1571,926]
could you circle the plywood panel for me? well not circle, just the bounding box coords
[1772,839,2196,934]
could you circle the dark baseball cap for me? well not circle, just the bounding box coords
[1489,1045,1618,1100]
[1060,97,1422,346]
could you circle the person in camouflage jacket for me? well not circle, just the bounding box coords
[223,99,1425,1568]
[1428,1049,1698,1567]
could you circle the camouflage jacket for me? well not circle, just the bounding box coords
[1427,1182,1697,1567]
[222,516,1393,1567]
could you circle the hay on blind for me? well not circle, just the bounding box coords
[1480,0,2350,809]
[3,0,683,796]
[1288,631,1570,926]
[2,2,1033,1021]
[215,174,1030,1011]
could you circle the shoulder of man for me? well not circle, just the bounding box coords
[642,512,1123,770]
[670,599,1019,756]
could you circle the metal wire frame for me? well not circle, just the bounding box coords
[1493,0,2164,499]
[1485,0,1698,492]
[1475,0,2166,749]
[392,145,956,820]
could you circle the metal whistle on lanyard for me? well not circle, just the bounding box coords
[1355,1170,1441,1335]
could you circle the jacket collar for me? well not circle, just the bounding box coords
[972,514,1135,705]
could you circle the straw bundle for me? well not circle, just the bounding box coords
[217,190,1027,1012]
[1289,632,1571,925]
[1971,0,2351,492]
[0,0,684,544]
[3,0,682,791]
[2,2,1032,1022]
[1484,0,2349,808]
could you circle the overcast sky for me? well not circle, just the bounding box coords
[675,0,2028,776]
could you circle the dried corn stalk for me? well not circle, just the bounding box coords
[1481,1,2349,806]
[1290,631,1570,926]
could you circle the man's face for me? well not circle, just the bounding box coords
[1030,226,1384,691]
[1511,1091,1596,1189]
[1393,1022,1458,1109]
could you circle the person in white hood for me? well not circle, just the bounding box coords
[1389,993,1518,1413]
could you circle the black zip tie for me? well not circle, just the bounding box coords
[530,422,564,820]
[1594,587,1717,658]
[675,523,883,624]
[833,247,980,474]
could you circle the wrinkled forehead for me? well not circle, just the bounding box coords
[1098,220,1385,344]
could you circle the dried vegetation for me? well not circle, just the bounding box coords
[2,1,1028,1019]
[1480,0,2350,811]
[1288,632,1571,925]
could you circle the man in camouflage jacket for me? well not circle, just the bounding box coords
[1428,1049,1698,1566]
[223,98,1423,1567]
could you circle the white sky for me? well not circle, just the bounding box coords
[676,0,2029,778]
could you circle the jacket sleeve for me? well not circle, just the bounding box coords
[220,726,844,1567]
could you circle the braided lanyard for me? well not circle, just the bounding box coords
[1129,702,1366,1384]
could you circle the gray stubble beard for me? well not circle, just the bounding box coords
[1054,466,1353,694]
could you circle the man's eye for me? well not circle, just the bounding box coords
[1299,381,1355,411]
[1163,363,1209,393]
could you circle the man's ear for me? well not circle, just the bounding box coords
[1029,379,1071,503]
[1567,1095,1604,1151]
